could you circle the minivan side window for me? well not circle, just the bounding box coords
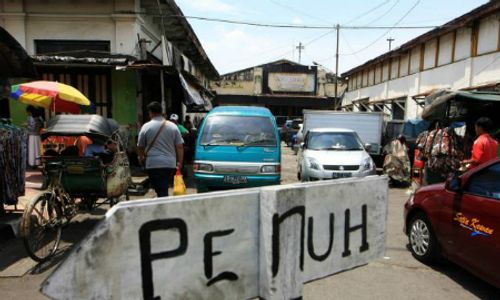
[465,163,500,200]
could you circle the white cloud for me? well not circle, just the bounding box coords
[292,17,304,25]
[178,0,237,14]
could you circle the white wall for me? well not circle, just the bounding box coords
[344,52,500,119]
[343,12,500,121]
[455,27,472,61]
[477,14,498,55]
[438,32,453,66]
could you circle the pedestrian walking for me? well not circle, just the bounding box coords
[169,113,189,136]
[462,117,498,169]
[137,102,184,197]
[183,115,193,131]
[26,105,43,168]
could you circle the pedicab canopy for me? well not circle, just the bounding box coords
[41,114,119,143]
[421,90,500,122]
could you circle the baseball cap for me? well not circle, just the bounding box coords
[170,114,179,121]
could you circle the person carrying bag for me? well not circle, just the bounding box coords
[137,102,184,197]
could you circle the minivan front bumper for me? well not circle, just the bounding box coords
[194,173,280,191]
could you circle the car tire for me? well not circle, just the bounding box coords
[408,212,440,264]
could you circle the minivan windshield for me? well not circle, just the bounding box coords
[306,131,364,151]
[200,115,277,146]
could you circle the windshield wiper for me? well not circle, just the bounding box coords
[237,139,275,148]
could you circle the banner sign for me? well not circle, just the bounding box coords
[268,72,315,93]
[42,176,388,300]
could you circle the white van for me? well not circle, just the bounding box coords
[297,128,376,181]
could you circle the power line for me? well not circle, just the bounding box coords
[342,0,391,26]
[340,31,362,63]
[362,0,401,26]
[339,0,422,56]
[267,0,332,25]
[139,12,438,30]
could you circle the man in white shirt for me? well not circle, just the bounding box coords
[137,102,184,197]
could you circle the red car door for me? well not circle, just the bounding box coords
[440,162,500,285]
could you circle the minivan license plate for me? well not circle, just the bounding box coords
[223,175,248,184]
[332,172,351,179]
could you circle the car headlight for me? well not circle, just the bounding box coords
[194,163,214,173]
[261,165,280,174]
[361,157,375,171]
[306,158,321,170]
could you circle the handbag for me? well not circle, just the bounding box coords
[173,168,187,196]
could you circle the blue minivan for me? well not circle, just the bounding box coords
[194,106,281,192]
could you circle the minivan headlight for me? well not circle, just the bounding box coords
[194,163,214,173]
[261,165,280,174]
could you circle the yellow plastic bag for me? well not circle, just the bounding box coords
[173,168,187,196]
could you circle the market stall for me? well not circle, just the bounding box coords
[415,90,500,185]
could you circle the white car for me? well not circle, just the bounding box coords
[297,128,377,181]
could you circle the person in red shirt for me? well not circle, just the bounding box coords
[463,117,498,169]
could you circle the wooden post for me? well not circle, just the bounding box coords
[408,49,412,75]
[451,30,457,63]
[419,44,425,71]
[435,37,440,67]
[471,21,479,57]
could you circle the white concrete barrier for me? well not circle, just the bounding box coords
[42,176,388,300]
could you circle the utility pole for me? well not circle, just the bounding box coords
[296,42,305,63]
[387,37,395,51]
[334,24,340,110]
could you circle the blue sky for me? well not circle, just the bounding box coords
[175,0,488,75]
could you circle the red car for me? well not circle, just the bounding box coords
[404,158,500,288]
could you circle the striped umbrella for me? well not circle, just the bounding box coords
[10,80,91,114]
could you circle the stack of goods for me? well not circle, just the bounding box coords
[416,126,466,179]
[0,119,27,206]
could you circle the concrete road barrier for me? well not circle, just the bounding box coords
[42,176,388,300]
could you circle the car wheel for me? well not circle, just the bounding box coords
[408,212,440,264]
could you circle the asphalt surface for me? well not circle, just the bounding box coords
[0,144,498,299]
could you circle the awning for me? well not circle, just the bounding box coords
[421,91,500,120]
[0,26,37,78]
[179,72,213,111]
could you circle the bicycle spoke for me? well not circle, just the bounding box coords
[32,206,48,224]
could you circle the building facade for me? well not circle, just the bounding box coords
[341,2,500,121]
[0,0,218,131]
[211,60,345,119]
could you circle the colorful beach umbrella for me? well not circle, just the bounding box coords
[10,81,91,114]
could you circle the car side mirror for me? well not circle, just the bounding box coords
[446,175,462,192]
[364,143,372,151]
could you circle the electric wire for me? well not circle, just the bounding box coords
[138,12,439,30]
[267,0,332,25]
[342,0,391,26]
[330,0,421,58]
[363,0,401,26]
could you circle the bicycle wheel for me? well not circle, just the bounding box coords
[21,191,63,262]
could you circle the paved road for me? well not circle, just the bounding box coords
[0,144,498,299]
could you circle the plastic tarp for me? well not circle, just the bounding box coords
[402,119,430,138]
[41,114,119,142]
[179,73,212,111]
